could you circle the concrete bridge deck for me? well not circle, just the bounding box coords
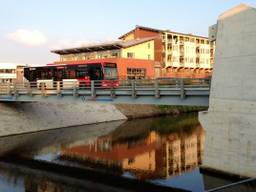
[0,78,210,106]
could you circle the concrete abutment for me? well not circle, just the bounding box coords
[199,4,256,177]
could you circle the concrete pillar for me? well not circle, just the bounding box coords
[199,4,256,177]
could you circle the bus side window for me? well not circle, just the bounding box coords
[70,70,76,79]
[95,70,100,80]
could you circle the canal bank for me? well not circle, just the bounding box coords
[0,102,126,137]
[0,102,206,136]
[115,104,206,119]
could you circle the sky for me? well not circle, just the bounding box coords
[0,0,255,65]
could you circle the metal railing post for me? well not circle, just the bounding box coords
[91,80,96,97]
[57,81,61,96]
[180,79,185,99]
[73,81,78,97]
[7,83,11,95]
[27,82,32,96]
[41,83,47,96]
[154,79,160,98]
[110,81,116,98]
[13,83,19,98]
[131,80,136,98]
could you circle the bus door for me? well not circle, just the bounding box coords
[88,64,103,87]
[54,66,65,81]
[88,64,103,80]
[102,63,119,88]
[36,67,54,89]
[58,65,77,89]
[76,65,90,87]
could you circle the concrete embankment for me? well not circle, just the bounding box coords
[0,101,205,137]
[0,102,126,137]
[115,104,206,119]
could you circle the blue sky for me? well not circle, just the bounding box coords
[0,0,255,64]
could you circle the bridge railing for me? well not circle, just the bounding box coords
[0,78,211,99]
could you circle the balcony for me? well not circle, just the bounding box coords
[179,63,185,68]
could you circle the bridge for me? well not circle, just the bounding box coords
[0,78,210,106]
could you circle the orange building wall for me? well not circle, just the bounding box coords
[121,28,163,63]
[53,58,155,79]
[163,67,212,78]
[134,29,163,63]
[134,28,159,39]
[115,58,155,79]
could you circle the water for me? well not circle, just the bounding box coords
[0,114,255,192]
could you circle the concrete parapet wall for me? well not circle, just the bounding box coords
[0,102,126,137]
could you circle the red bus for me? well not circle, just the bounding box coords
[24,62,119,88]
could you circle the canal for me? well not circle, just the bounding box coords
[0,114,255,192]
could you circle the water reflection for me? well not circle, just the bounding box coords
[0,114,206,192]
[60,114,204,180]
[0,114,255,192]
[0,120,125,156]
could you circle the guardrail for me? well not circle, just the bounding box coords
[0,78,210,105]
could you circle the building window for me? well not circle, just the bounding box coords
[148,42,151,49]
[167,55,172,62]
[173,45,178,51]
[148,54,151,60]
[111,52,119,57]
[127,52,135,58]
[173,56,178,62]
[127,68,146,79]
[128,158,135,165]
[0,69,16,73]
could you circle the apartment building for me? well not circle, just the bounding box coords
[52,37,155,62]
[52,37,158,79]
[0,63,26,83]
[51,26,214,79]
[120,26,215,78]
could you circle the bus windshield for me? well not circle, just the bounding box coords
[104,63,118,80]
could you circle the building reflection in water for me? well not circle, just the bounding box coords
[156,126,204,179]
[0,115,205,192]
[25,180,61,192]
[61,116,205,180]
